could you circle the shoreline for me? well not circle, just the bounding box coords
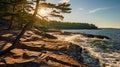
[53,30,119,67]
[1,28,118,67]
[51,29,110,39]
[2,29,114,67]
[0,29,89,67]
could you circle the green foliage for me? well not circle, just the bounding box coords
[37,21,98,29]
[0,0,71,29]
[0,0,34,29]
[38,2,71,20]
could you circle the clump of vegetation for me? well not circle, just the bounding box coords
[39,21,98,29]
[0,0,71,56]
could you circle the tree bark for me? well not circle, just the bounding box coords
[7,4,15,30]
[0,22,31,56]
[0,0,40,56]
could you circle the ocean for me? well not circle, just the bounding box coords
[63,28,120,42]
[61,28,120,67]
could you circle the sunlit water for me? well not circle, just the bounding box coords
[55,28,120,67]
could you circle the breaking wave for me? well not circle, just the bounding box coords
[55,34,120,67]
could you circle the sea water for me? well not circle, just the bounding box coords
[60,28,120,67]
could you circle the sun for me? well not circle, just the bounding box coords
[39,8,49,17]
[39,9,46,15]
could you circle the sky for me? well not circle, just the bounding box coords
[47,0,120,28]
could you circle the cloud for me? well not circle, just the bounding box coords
[88,7,109,14]
[60,0,70,3]
[79,8,84,11]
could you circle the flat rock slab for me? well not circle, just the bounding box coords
[0,30,88,67]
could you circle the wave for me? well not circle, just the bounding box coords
[55,34,120,67]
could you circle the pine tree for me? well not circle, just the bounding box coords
[0,0,34,29]
[0,0,71,56]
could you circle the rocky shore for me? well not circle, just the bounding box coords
[0,29,89,67]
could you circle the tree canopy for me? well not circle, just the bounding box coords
[0,0,71,29]
[36,21,98,29]
[0,0,71,56]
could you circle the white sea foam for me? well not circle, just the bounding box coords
[54,34,120,67]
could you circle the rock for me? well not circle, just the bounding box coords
[67,44,83,63]
[59,31,72,35]
[22,51,40,59]
[10,48,25,57]
[33,29,57,39]
[0,43,12,51]
[22,53,30,59]
[0,30,88,67]
[81,33,110,39]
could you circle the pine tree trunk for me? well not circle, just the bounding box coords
[7,4,15,30]
[0,0,40,56]
[8,15,14,30]
[0,22,31,56]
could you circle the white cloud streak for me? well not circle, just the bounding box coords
[60,0,70,3]
[88,7,110,14]
[79,8,84,11]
